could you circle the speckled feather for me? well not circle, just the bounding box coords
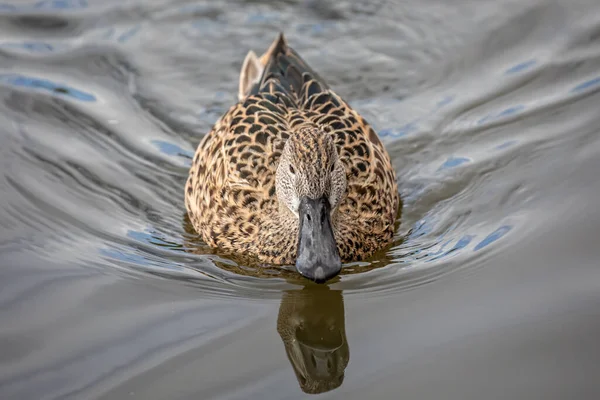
[185,34,399,264]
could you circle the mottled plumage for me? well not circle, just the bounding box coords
[185,34,399,267]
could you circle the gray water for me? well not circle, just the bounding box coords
[1,0,600,399]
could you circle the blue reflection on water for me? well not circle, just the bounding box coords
[404,217,513,263]
[34,0,88,10]
[571,76,600,93]
[379,95,454,139]
[474,225,512,251]
[0,73,96,101]
[436,95,454,108]
[100,248,149,266]
[0,42,55,53]
[0,0,88,12]
[127,230,178,248]
[99,247,187,272]
[102,27,116,40]
[438,156,470,171]
[495,140,518,150]
[478,105,525,125]
[118,26,141,43]
[410,217,435,238]
[505,59,537,75]
[427,234,474,262]
[453,234,474,252]
[99,229,185,271]
[379,123,417,139]
[152,140,195,160]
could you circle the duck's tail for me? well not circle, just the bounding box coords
[238,33,287,101]
[238,33,328,102]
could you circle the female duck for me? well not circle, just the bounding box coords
[185,34,399,282]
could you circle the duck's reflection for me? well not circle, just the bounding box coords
[277,285,349,394]
[181,215,351,393]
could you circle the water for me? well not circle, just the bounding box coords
[1,0,600,398]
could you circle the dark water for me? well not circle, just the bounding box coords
[2,0,600,398]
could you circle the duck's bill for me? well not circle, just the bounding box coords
[295,196,342,283]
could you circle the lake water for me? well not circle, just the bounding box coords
[2,0,600,399]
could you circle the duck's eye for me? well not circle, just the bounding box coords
[289,165,295,174]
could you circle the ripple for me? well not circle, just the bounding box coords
[1,0,600,305]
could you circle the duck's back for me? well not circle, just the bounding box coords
[185,34,399,263]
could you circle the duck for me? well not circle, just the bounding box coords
[185,33,399,283]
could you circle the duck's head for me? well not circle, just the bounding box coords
[276,127,347,283]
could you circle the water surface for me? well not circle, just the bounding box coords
[2,0,600,399]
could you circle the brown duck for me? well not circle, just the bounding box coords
[185,33,399,282]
